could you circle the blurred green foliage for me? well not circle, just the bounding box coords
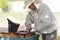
[0,0,8,11]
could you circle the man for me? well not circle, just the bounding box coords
[24,0,57,40]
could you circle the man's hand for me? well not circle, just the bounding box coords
[30,24,37,32]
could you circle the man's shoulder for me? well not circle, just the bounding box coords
[41,3,49,8]
[40,3,50,10]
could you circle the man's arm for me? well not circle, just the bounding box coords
[25,14,32,31]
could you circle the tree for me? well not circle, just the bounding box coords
[0,0,8,12]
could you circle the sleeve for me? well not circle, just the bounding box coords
[36,7,54,32]
[25,14,32,31]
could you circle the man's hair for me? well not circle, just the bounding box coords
[28,3,37,11]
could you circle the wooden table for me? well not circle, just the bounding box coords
[0,32,35,38]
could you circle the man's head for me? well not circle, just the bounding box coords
[24,0,42,9]
[28,3,37,11]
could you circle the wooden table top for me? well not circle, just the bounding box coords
[0,32,35,38]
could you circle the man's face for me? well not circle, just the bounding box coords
[28,3,37,11]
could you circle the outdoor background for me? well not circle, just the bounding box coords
[0,0,60,40]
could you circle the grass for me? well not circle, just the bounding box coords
[57,36,60,40]
[0,12,27,23]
